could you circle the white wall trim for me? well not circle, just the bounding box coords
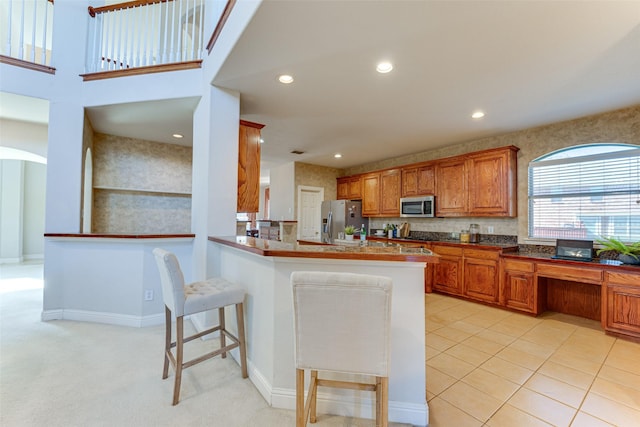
[0,257,23,264]
[41,309,164,327]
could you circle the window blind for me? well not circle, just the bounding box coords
[528,146,640,241]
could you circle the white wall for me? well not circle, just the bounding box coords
[269,162,295,220]
[23,161,46,258]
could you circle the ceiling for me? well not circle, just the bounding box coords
[3,1,640,180]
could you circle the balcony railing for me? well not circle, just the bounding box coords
[0,0,54,69]
[86,0,208,73]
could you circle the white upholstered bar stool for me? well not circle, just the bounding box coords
[291,271,393,427]
[153,248,248,405]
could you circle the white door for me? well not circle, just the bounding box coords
[298,186,323,240]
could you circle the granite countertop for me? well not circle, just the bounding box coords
[367,235,519,251]
[209,236,439,263]
[502,251,640,271]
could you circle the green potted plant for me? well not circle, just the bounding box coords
[344,225,355,240]
[596,237,640,265]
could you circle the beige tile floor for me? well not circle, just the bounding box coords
[426,293,640,427]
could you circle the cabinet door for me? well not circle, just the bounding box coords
[433,255,463,295]
[417,164,435,195]
[237,121,263,213]
[401,167,418,197]
[337,177,349,200]
[502,271,536,313]
[348,176,362,199]
[467,148,517,217]
[464,256,499,303]
[603,272,640,338]
[435,159,467,216]
[380,169,401,216]
[362,173,381,216]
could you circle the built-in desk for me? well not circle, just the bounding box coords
[501,253,640,341]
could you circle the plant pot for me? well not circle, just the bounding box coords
[345,234,354,241]
[618,254,640,265]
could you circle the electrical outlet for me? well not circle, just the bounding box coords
[144,289,154,301]
[487,226,494,234]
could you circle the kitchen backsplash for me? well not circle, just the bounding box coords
[368,217,518,238]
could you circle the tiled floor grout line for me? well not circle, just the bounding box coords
[425,294,640,427]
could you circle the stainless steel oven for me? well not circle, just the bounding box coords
[400,196,435,217]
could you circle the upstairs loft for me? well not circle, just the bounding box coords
[0,0,235,79]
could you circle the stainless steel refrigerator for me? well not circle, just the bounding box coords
[321,200,363,243]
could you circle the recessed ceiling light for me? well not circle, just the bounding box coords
[278,74,294,84]
[172,133,184,138]
[471,111,485,119]
[376,61,393,74]
[334,153,342,158]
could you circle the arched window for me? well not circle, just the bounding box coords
[528,143,640,241]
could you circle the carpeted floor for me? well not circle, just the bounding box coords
[0,263,407,427]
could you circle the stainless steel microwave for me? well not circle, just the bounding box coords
[400,196,435,217]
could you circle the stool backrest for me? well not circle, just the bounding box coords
[153,248,186,316]
[291,271,392,377]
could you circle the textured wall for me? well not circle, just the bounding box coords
[92,133,192,233]
[347,106,640,242]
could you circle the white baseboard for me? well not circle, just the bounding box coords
[23,253,44,261]
[41,309,164,327]
[0,257,23,264]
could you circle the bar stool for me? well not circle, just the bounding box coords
[153,248,248,405]
[291,271,393,427]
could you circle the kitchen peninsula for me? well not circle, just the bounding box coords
[207,236,438,426]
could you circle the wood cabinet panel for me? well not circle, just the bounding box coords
[435,159,467,216]
[362,173,381,216]
[544,278,601,321]
[502,271,536,313]
[537,263,603,284]
[337,176,363,200]
[380,169,400,215]
[464,256,499,303]
[467,148,517,216]
[237,120,264,213]
[402,164,435,197]
[603,272,640,338]
[433,255,463,295]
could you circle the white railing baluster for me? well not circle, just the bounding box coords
[42,0,49,65]
[6,0,13,58]
[18,0,25,59]
[198,0,204,58]
[30,0,37,62]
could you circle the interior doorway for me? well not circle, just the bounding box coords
[297,186,324,241]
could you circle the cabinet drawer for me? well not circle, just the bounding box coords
[432,245,463,256]
[537,263,602,284]
[606,271,640,286]
[464,248,500,260]
[503,259,535,273]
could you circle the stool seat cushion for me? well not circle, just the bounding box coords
[183,278,245,317]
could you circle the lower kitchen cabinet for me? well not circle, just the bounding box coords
[432,245,463,295]
[501,259,537,313]
[603,271,640,339]
[463,249,499,303]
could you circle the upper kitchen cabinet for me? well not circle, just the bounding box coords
[467,146,518,216]
[361,172,381,216]
[337,175,362,200]
[401,163,435,197]
[435,158,468,216]
[436,146,519,217]
[237,120,265,213]
[361,169,401,216]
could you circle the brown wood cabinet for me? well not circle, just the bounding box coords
[501,259,537,313]
[401,163,435,197]
[380,169,401,215]
[237,120,264,213]
[603,271,640,339]
[463,248,500,303]
[435,146,519,217]
[467,148,518,216]
[360,169,400,216]
[432,245,464,295]
[435,158,467,216]
[337,176,362,200]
